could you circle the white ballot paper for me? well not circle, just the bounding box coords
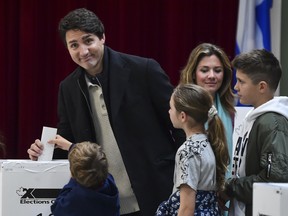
[37,126,57,161]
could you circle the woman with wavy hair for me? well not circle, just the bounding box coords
[180,43,235,179]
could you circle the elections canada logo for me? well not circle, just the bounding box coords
[16,187,61,204]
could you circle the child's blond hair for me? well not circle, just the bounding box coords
[69,142,108,189]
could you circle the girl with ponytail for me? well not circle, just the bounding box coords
[156,83,229,216]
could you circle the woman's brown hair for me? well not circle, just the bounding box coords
[180,43,235,116]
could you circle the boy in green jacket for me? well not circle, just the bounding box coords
[219,49,288,216]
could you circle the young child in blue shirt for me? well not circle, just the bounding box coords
[50,136,120,216]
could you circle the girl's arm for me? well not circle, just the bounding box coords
[178,184,196,216]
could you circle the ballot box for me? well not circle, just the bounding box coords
[0,160,70,216]
[253,183,288,216]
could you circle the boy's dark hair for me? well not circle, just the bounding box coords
[232,49,282,91]
[69,142,108,189]
[58,8,105,47]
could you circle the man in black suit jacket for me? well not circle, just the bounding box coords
[28,8,184,216]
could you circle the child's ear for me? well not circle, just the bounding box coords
[180,111,187,122]
[259,81,268,92]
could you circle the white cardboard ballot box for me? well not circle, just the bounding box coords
[253,183,288,216]
[0,160,70,216]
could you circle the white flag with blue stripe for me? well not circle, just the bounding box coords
[235,0,273,54]
[234,0,273,106]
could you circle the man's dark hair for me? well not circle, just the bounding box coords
[58,8,105,47]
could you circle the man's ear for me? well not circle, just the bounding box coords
[101,34,106,44]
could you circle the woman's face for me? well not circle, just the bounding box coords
[195,55,224,98]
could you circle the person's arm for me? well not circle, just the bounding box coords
[53,82,75,159]
[27,135,72,160]
[146,58,185,147]
[178,184,196,216]
[56,82,76,142]
[48,135,72,151]
[27,139,44,161]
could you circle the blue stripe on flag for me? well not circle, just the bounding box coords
[256,0,273,50]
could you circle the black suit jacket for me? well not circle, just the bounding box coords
[55,46,185,216]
